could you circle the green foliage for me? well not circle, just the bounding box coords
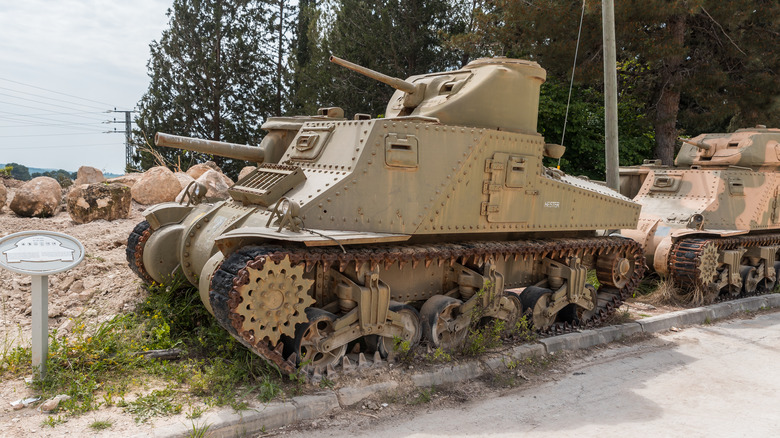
[126,388,182,423]
[463,319,505,356]
[538,79,654,179]
[512,315,536,343]
[41,415,67,428]
[133,0,285,178]
[5,162,30,181]
[187,421,212,438]
[0,165,13,178]
[409,387,434,405]
[31,169,76,187]
[447,0,780,164]
[89,420,113,431]
[1,280,283,421]
[302,0,456,118]
[430,347,452,362]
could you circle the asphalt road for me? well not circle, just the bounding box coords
[281,310,780,438]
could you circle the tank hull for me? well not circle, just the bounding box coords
[128,57,645,376]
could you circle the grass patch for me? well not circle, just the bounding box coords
[409,387,434,405]
[126,388,182,423]
[89,419,112,430]
[0,277,286,421]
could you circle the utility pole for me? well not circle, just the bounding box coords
[602,0,620,192]
[107,109,137,171]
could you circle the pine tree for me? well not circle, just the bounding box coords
[133,0,276,177]
[315,0,455,118]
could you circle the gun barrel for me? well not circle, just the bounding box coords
[679,138,711,151]
[155,132,265,163]
[329,55,417,94]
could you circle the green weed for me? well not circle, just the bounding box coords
[187,421,211,438]
[463,319,505,356]
[125,388,182,423]
[41,415,67,428]
[89,419,113,430]
[0,279,284,421]
[430,347,452,362]
[409,387,434,405]
[512,315,536,342]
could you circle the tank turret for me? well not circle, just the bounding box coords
[331,55,546,134]
[674,127,780,168]
[128,56,644,376]
[621,127,780,301]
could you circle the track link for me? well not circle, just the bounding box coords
[670,233,780,300]
[210,236,645,375]
[126,220,154,284]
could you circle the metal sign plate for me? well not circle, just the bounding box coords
[0,231,85,275]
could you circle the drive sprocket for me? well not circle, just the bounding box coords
[232,255,315,344]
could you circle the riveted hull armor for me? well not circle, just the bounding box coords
[128,57,644,375]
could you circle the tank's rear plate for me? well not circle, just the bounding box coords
[217,226,411,247]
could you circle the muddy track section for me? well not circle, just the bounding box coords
[670,233,780,300]
[210,236,645,375]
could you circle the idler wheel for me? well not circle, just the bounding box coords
[377,304,423,358]
[233,255,315,344]
[596,250,635,289]
[290,308,346,370]
[521,286,556,330]
[421,295,468,351]
[559,284,599,325]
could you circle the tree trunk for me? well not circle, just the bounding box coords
[276,0,285,116]
[652,15,685,165]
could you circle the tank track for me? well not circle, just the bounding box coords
[210,236,645,375]
[126,220,155,284]
[670,233,780,299]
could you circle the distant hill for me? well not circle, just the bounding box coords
[0,164,122,179]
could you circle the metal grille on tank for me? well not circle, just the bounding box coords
[228,163,306,206]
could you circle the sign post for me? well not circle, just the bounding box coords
[0,231,85,379]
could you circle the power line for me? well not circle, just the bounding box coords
[0,101,107,122]
[0,85,107,112]
[0,121,107,128]
[0,131,107,138]
[0,142,121,151]
[0,76,118,108]
[0,110,106,127]
[0,110,107,118]
[0,93,110,117]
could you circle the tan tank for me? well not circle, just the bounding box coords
[621,126,780,299]
[128,56,645,375]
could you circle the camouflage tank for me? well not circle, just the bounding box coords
[620,127,780,300]
[127,56,645,375]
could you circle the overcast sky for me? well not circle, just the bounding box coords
[0,0,172,174]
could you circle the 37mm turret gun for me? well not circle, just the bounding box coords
[329,55,426,108]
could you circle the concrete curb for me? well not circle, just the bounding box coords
[153,294,780,437]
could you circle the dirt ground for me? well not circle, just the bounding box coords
[0,177,686,437]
